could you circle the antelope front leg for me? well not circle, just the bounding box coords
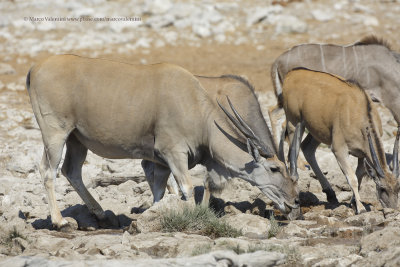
[166,175,180,195]
[201,175,212,207]
[333,149,366,214]
[353,158,368,207]
[164,152,194,202]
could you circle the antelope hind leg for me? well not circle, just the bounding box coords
[39,130,72,230]
[40,148,69,229]
[61,134,119,228]
[301,133,339,204]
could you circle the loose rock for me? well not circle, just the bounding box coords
[0,63,15,75]
[224,213,270,238]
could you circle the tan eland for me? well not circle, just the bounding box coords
[281,68,399,213]
[26,55,300,229]
[143,74,303,219]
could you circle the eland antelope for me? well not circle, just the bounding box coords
[142,74,302,219]
[282,68,399,213]
[269,36,400,202]
[26,55,300,229]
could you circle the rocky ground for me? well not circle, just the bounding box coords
[1,0,400,266]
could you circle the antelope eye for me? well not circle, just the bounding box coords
[270,166,280,173]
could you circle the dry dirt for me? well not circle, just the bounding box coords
[1,0,400,266]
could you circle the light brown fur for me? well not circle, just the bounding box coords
[27,55,299,228]
[282,68,399,213]
[163,75,299,211]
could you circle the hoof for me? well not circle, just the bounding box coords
[286,207,303,220]
[356,207,367,214]
[350,199,367,214]
[53,217,78,232]
[323,189,339,204]
[127,220,140,234]
[98,210,119,229]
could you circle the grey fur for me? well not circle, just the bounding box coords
[272,36,400,123]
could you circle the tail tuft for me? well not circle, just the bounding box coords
[271,62,283,108]
[26,68,31,91]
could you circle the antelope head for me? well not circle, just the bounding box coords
[365,127,400,209]
[218,96,301,219]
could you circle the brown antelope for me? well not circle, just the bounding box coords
[270,36,400,203]
[282,68,399,214]
[26,55,300,229]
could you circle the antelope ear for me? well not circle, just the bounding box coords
[247,138,261,162]
[278,126,286,163]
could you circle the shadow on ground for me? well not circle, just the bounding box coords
[31,204,132,231]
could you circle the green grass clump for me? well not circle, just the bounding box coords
[160,204,241,238]
[0,226,27,249]
[7,227,25,241]
[268,213,281,238]
[7,226,26,244]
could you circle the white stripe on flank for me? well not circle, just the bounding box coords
[353,46,359,75]
[275,67,282,96]
[297,46,301,62]
[342,46,347,77]
[361,46,370,85]
[286,50,291,71]
[320,44,327,72]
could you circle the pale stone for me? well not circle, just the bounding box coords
[299,244,359,266]
[143,0,172,15]
[281,222,311,238]
[130,232,212,258]
[344,211,385,226]
[273,15,308,34]
[6,82,25,91]
[0,250,286,266]
[360,227,400,256]
[332,205,355,218]
[0,63,15,75]
[311,10,334,22]
[224,213,270,238]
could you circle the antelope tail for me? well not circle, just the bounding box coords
[26,68,32,91]
[271,62,283,108]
